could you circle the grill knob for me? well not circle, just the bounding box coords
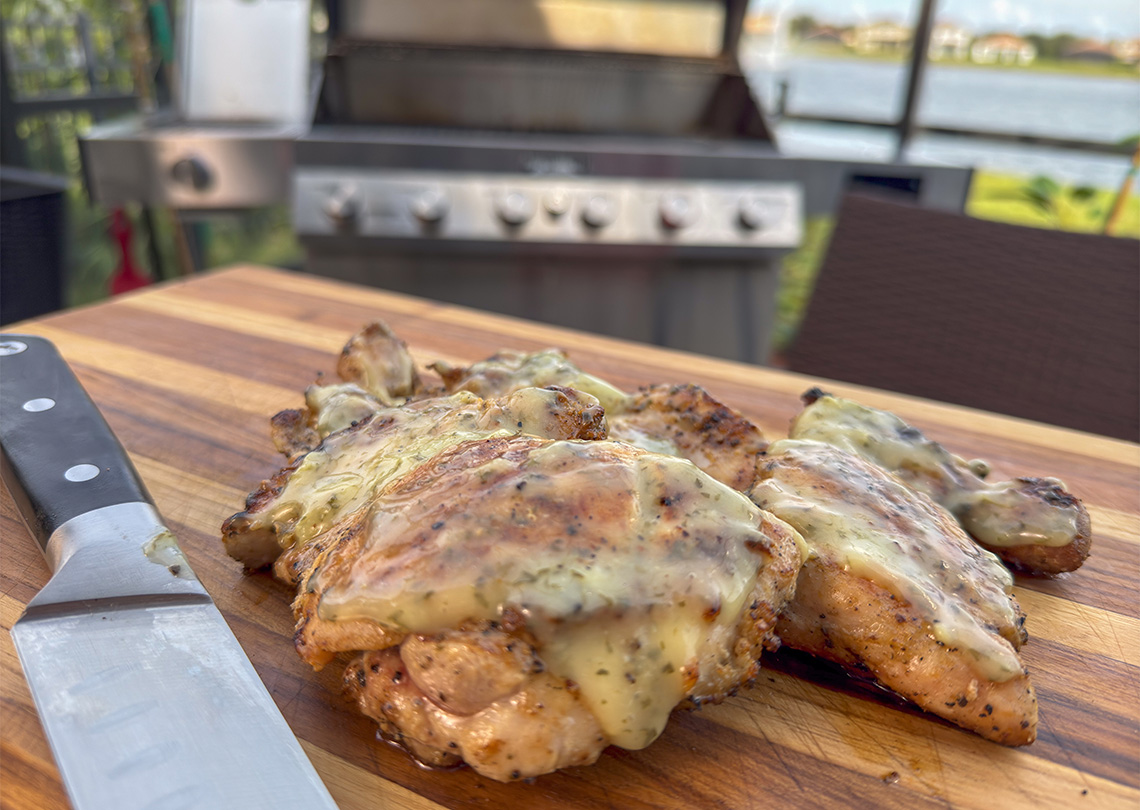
[543,189,571,217]
[738,197,770,231]
[323,185,360,226]
[411,188,449,224]
[581,194,616,229]
[496,191,536,226]
[659,193,697,230]
[170,156,212,191]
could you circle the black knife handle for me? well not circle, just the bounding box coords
[0,335,152,554]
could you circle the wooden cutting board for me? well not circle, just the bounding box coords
[2,265,1137,810]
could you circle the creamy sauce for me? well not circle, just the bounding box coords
[253,388,594,550]
[316,440,771,749]
[753,439,1023,683]
[607,420,683,458]
[534,605,703,749]
[952,481,1079,548]
[791,396,1079,548]
[448,349,629,415]
[142,530,194,579]
[791,396,956,484]
[306,383,384,438]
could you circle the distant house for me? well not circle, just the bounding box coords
[970,33,1036,65]
[928,21,972,61]
[1064,39,1117,62]
[802,25,846,46]
[1111,38,1140,64]
[844,21,912,54]
[743,12,777,38]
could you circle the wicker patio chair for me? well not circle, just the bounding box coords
[785,193,1139,442]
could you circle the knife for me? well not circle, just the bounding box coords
[0,335,339,810]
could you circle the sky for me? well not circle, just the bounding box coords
[749,0,1140,40]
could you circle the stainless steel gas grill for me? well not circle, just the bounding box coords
[293,0,803,364]
[77,0,976,363]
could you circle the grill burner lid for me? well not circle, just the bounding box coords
[320,0,771,142]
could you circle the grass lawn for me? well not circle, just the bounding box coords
[966,172,1140,236]
[942,57,1140,81]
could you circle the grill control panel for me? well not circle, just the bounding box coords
[295,171,803,250]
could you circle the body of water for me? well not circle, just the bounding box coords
[741,50,1140,188]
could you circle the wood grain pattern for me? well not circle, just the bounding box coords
[2,265,1137,810]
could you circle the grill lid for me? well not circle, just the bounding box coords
[319,0,771,141]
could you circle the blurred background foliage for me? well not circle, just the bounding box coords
[2,0,302,309]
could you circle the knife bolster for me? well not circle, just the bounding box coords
[26,502,209,614]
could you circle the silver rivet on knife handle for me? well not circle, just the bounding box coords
[63,464,100,483]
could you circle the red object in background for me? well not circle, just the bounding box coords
[109,208,151,295]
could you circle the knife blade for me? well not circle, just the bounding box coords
[0,335,339,810]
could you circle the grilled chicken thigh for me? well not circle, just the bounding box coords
[315,326,1042,735]
[224,326,804,779]
[601,384,766,492]
[325,331,1039,744]
[228,431,804,780]
[751,440,1037,744]
[314,436,804,779]
[790,390,1091,574]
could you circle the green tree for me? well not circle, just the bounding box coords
[1022,32,1081,60]
[1025,33,1050,58]
[789,14,817,40]
[3,0,124,21]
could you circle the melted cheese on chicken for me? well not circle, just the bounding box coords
[791,395,1081,548]
[434,354,767,493]
[753,439,1022,683]
[434,349,629,414]
[314,439,801,750]
[304,383,386,438]
[223,387,605,567]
